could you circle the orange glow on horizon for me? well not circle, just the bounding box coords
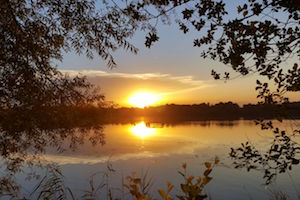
[128,91,160,108]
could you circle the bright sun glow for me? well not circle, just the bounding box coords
[130,122,156,139]
[128,92,159,108]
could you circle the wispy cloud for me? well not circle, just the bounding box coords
[159,85,212,96]
[62,69,215,95]
[62,69,169,80]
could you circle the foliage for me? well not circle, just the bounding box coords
[0,176,20,199]
[96,102,300,123]
[3,0,298,115]
[230,120,300,185]
[109,0,300,101]
[0,108,105,175]
[268,190,289,200]
[123,171,153,200]
[0,0,144,112]
[81,162,116,200]
[158,181,174,200]
[0,160,218,200]
[2,1,299,107]
[1,1,108,176]
[30,166,75,200]
[159,158,219,200]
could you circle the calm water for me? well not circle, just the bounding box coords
[8,120,300,199]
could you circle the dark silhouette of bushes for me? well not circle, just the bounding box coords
[67,101,300,124]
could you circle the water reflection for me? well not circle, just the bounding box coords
[1,119,300,199]
[39,120,280,166]
[130,121,156,139]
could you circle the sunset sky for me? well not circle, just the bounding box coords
[57,17,300,107]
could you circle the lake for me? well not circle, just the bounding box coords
[3,120,300,199]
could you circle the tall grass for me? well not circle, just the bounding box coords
[2,157,299,200]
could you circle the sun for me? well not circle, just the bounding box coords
[128,92,159,108]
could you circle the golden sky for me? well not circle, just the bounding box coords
[63,69,300,107]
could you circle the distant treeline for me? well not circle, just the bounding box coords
[73,101,300,124]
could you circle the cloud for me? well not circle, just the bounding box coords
[62,69,169,80]
[60,69,218,105]
[61,69,215,94]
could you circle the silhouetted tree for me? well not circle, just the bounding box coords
[109,0,299,102]
[0,1,130,194]
[2,1,299,106]
[0,0,145,111]
[0,0,144,174]
[3,1,298,107]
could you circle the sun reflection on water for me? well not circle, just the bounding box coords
[130,121,156,139]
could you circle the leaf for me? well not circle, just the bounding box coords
[204,169,212,177]
[145,32,159,48]
[167,181,174,192]
[187,175,194,182]
[205,162,211,169]
[178,171,185,177]
[176,195,185,200]
[182,163,187,169]
[215,157,220,164]
[256,80,261,85]
[133,178,141,184]
[292,158,299,165]
[179,23,189,34]
[180,184,189,193]
[182,9,194,20]
[237,5,242,13]
[158,189,166,198]
[196,176,202,184]
[202,176,212,185]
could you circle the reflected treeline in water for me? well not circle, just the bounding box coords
[131,120,244,128]
[1,106,300,199]
[0,106,225,199]
[0,107,105,198]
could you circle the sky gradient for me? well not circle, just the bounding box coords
[57,11,300,107]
